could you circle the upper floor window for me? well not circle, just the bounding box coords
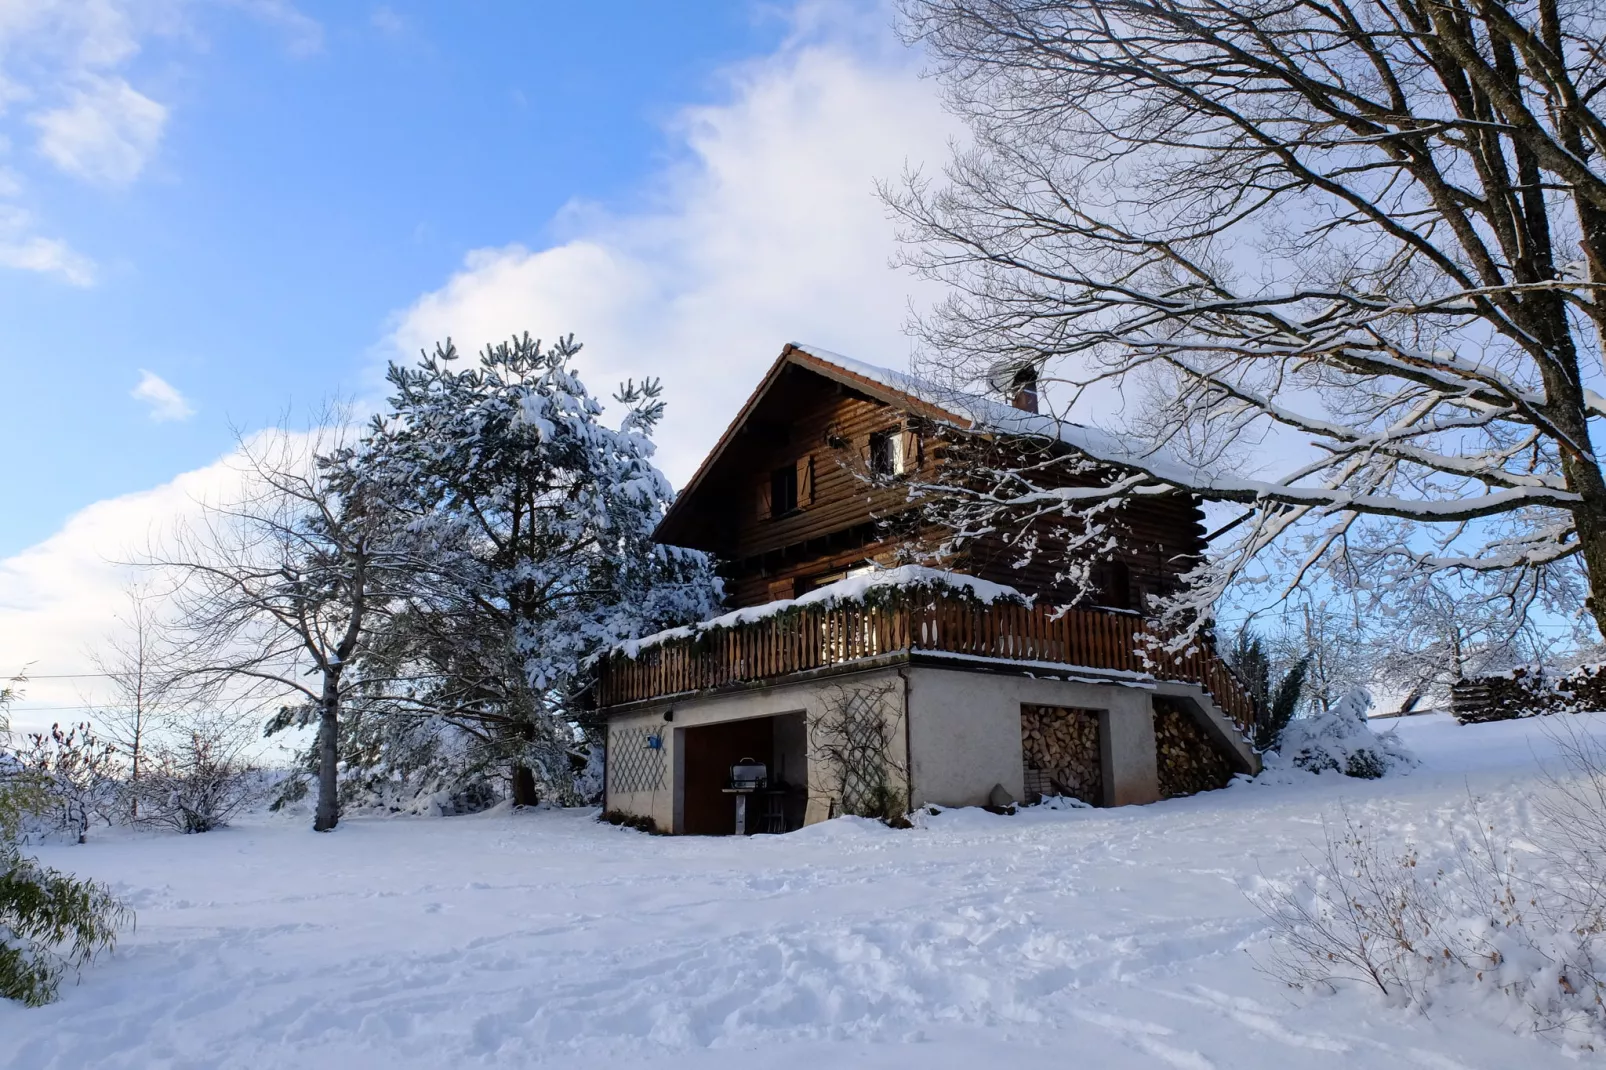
[759,455,814,520]
[869,428,913,479]
[770,463,798,516]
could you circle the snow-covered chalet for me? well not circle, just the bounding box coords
[590,344,1259,834]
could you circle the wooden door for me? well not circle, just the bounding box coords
[681,717,776,835]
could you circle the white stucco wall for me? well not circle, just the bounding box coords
[903,667,1159,808]
[604,666,909,833]
[603,662,1257,832]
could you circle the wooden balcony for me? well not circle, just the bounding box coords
[593,593,1256,735]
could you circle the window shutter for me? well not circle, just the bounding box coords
[796,454,815,506]
[756,475,772,520]
[896,428,919,475]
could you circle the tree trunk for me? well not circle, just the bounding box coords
[313,672,341,832]
[1570,496,1606,640]
[510,763,539,808]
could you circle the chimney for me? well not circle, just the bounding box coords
[1009,366,1039,413]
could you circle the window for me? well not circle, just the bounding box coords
[869,430,900,479]
[870,426,917,479]
[769,463,798,517]
[1097,560,1133,610]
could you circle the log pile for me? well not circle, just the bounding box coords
[1153,698,1234,798]
[1021,705,1102,805]
[1450,665,1606,723]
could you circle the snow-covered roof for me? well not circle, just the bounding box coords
[786,343,1190,479]
[614,565,1027,658]
[654,341,1200,549]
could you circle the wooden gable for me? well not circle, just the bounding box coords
[658,343,1207,611]
[654,345,951,556]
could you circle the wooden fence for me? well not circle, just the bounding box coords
[594,593,1257,735]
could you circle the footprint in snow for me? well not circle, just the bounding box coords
[1071,1007,1216,1070]
[1166,983,1350,1052]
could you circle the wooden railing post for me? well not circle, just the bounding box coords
[594,590,1259,738]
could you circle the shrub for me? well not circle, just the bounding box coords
[1250,723,1606,1049]
[2,677,132,1005]
[599,810,660,834]
[10,722,119,844]
[0,854,132,1006]
[127,721,264,834]
[1272,687,1416,780]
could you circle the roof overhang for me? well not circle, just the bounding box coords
[652,344,976,549]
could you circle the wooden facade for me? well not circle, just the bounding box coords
[654,345,1206,613]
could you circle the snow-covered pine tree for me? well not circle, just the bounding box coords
[350,334,719,806]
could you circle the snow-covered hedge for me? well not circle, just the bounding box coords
[1267,687,1417,780]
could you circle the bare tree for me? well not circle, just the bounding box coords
[892,0,1606,638]
[1368,572,1563,708]
[152,416,421,832]
[90,585,171,818]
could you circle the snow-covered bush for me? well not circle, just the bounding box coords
[2,677,131,1005]
[8,723,120,844]
[1254,720,1606,1048]
[127,720,265,833]
[1271,687,1416,779]
[1250,796,1606,1049]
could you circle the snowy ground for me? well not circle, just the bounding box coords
[4,714,1597,1069]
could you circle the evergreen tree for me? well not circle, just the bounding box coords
[1227,629,1310,753]
[349,334,719,805]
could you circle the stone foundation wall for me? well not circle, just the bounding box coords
[1153,698,1235,798]
[1020,704,1102,805]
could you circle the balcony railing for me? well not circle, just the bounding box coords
[593,593,1256,735]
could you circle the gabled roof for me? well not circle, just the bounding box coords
[654,342,1192,548]
[653,343,978,547]
[786,344,1203,489]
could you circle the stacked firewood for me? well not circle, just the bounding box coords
[1153,699,1234,798]
[1021,705,1102,804]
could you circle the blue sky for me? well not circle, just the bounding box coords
[1,3,815,555]
[0,1,957,724]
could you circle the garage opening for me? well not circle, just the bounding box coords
[680,712,807,835]
[1020,704,1103,805]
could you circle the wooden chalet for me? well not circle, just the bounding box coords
[595,343,1258,835]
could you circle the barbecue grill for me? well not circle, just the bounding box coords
[723,758,769,834]
[728,758,768,791]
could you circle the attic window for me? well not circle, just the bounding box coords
[869,428,914,479]
[770,464,798,517]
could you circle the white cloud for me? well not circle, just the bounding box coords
[0,204,94,284]
[0,0,956,727]
[370,5,405,36]
[32,75,167,186]
[0,448,243,734]
[0,1,320,281]
[233,0,323,57]
[387,2,960,487]
[131,369,195,422]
